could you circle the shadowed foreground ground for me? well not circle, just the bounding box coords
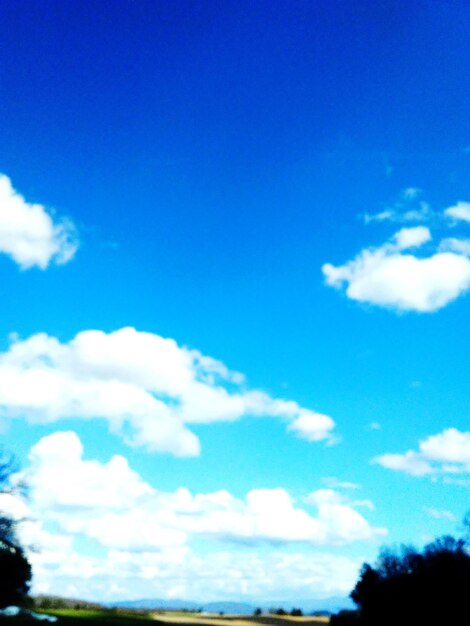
[0,609,329,626]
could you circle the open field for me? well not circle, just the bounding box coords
[0,609,329,626]
[150,613,329,626]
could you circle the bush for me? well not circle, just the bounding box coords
[273,608,287,615]
[329,610,360,626]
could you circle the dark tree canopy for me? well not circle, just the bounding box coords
[0,543,32,609]
[0,450,32,608]
[349,534,470,626]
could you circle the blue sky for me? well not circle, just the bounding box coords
[0,0,469,605]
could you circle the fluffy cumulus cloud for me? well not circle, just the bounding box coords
[374,428,470,478]
[0,327,336,456]
[322,226,470,312]
[21,432,385,550]
[331,189,470,312]
[4,432,383,602]
[0,174,78,269]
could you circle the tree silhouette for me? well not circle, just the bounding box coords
[0,450,32,608]
[290,608,303,616]
[0,542,32,609]
[349,533,470,626]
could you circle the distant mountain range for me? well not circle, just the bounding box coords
[111,599,250,613]
[111,596,354,615]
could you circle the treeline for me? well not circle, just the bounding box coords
[331,525,470,626]
[33,596,104,611]
[254,607,304,616]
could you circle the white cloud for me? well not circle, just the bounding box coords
[419,428,470,465]
[0,491,29,521]
[288,411,336,442]
[322,227,470,312]
[374,428,470,478]
[445,201,470,223]
[393,226,431,249]
[374,450,433,477]
[19,432,385,551]
[0,174,78,269]
[0,328,335,456]
[27,431,154,511]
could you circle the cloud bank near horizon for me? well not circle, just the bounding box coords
[0,431,385,602]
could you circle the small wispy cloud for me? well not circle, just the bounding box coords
[425,507,457,522]
[442,477,470,488]
[362,188,432,224]
[321,476,361,490]
[402,187,422,200]
[439,237,470,255]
